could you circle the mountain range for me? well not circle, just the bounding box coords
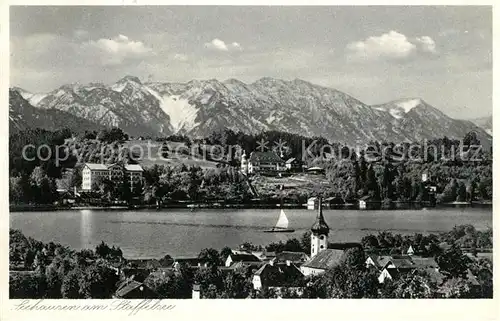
[10,76,492,145]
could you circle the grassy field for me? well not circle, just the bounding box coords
[251,173,330,198]
[124,139,221,169]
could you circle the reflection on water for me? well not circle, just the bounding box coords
[80,210,93,249]
[10,207,492,258]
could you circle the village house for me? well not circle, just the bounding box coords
[241,151,285,175]
[307,197,318,210]
[252,261,305,291]
[225,252,262,267]
[358,195,381,209]
[285,157,301,171]
[81,163,143,191]
[365,253,441,284]
[324,195,345,208]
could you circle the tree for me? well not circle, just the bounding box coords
[198,248,221,268]
[219,247,232,264]
[29,166,57,204]
[9,175,31,204]
[300,232,311,255]
[456,181,467,202]
[61,268,83,298]
[436,244,469,279]
[340,247,366,270]
[318,264,380,298]
[69,167,82,189]
[441,179,458,203]
[97,127,128,143]
[393,270,435,298]
[221,268,252,298]
[78,261,119,298]
[365,165,380,200]
[439,278,476,298]
[95,241,111,259]
[145,270,191,299]
[361,235,379,249]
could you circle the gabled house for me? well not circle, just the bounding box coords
[225,252,262,267]
[252,261,305,291]
[374,255,440,284]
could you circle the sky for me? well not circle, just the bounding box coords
[10,6,492,119]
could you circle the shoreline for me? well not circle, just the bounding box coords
[9,201,493,212]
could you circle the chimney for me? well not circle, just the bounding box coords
[286,260,291,266]
[270,260,274,266]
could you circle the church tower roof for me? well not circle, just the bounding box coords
[311,197,329,235]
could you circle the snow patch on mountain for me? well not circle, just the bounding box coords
[145,86,199,132]
[395,98,421,113]
[111,82,127,92]
[28,93,48,106]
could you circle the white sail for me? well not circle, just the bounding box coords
[275,209,289,229]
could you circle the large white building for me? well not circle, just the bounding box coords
[82,163,143,191]
[241,151,285,175]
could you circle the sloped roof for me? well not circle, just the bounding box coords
[115,280,144,298]
[273,251,309,263]
[254,263,305,287]
[84,163,108,170]
[248,151,283,163]
[466,269,480,286]
[367,255,392,269]
[228,253,261,263]
[411,257,439,269]
[302,249,344,270]
[125,164,143,172]
[388,256,414,269]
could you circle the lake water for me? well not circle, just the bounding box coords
[10,207,492,258]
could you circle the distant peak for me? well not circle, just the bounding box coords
[223,78,245,85]
[117,75,142,84]
[292,78,311,85]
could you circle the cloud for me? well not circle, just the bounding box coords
[205,38,243,52]
[85,34,154,65]
[74,29,89,39]
[415,36,437,53]
[173,53,189,62]
[346,31,416,61]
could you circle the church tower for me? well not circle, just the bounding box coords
[310,197,330,258]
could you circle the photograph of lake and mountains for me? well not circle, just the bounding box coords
[8,6,493,301]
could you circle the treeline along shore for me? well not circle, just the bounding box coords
[9,127,492,211]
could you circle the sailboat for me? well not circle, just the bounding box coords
[264,209,295,233]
